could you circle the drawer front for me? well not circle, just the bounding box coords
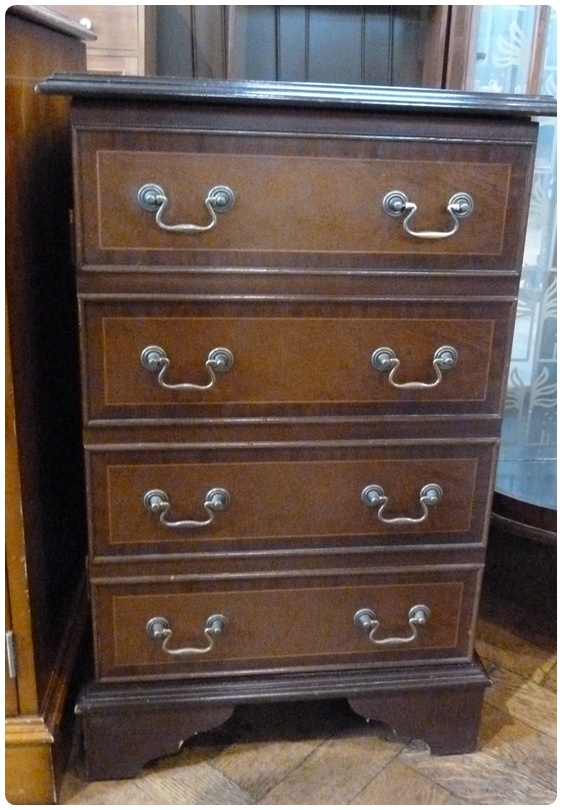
[82,299,514,422]
[75,128,533,270]
[93,568,480,680]
[87,442,496,557]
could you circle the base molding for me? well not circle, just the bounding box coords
[78,658,490,780]
[5,579,89,804]
[5,727,57,805]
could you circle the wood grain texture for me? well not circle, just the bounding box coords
[479,704,557,793]
[45,5,156,75]
[37,73,558,118]
[399,742,556,805]
[93,150,509,254]
[256,730,403,805]
[74,124,535,271]
[95,572,477,679]
[82,298,514,423]
[483,666,557,737]
[5,7,88,805]
[87,441,493,557]
[58,596,556,805]
[542,663,557,693]
[476,616,556,682]
[59,79,545,781]
[5,739,57,805]
[6,8,86,717]
[349,756,459,804]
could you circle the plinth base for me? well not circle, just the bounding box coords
[77,659,490,780]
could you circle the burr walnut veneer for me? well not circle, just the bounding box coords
[37,75,556,780]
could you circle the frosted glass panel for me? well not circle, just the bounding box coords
[472,5,537,93]
[471,6,557,509]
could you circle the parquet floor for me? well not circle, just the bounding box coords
[59,593,556,805]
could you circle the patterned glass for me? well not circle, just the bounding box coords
[472,6,557,509]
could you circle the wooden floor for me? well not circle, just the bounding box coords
[59,593,556,805]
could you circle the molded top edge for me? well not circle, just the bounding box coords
[36,74,557,118]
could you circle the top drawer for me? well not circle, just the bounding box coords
[73,128,534,272]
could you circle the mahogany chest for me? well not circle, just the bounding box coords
[37,75,556,780]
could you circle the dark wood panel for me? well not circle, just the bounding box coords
[74,126,535,271]
[82,415,504,450]
[5,7,88,803]
[101,316,493,402]
[93,152,508,254]
[81,298,515,422]
[88,544,487,580]
[156,6,229,79]
[86,441,497,557]
[78,658,490,779]
[92,567,480,680]
[277,6,306,82]
[47,76,549,777]
[227,6,445,87]
[76,267,522,302]
[39,74,557,117]
[5,7,87,716]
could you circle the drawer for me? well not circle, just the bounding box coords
[81,298,514,422]
[87,442,496,558]
[74,128,533,271]
[92,568,480,681]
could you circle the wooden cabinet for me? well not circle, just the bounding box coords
[46,5,156,75]
[36,73,555,781]
[156,6,450,86]
[5,7,91,804]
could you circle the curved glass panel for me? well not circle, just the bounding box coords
[471,6,557,510]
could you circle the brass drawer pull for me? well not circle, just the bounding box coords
[354,605,430,646]
[371,345,457,389]
[146,614,228,656]
[137,182,235,234]
[383,190,473,239]
[144,487,230,529]
[361,483,443,525]
[141,345,234,391]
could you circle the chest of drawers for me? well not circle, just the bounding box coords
[37,75,556,780]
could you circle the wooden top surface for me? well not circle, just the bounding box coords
[36,74,557,119]
[8,6,96,40]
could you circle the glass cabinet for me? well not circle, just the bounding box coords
[466,5,557,516]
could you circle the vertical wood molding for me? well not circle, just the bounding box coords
[388,6,395,85]
[190,5,197,77]
[5,306,40,716]
[443,5,479,90]
[422,6,451,88]
[304,7,310,82]
[140,6,158,75]
[186,4,228,80]
[527,6,551,95]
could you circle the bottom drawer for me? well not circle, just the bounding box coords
[93,568,480,681]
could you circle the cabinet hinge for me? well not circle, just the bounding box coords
[85,555,92,602]
[6,630,17,678]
